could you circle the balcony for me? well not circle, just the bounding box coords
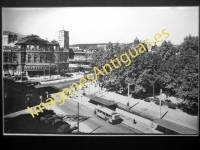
[3,61,18,65]
[54,60,69,63]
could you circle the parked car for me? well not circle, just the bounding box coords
[52,119,68,129]
[65,73,73,77]
[144,97,159,102]
[57,124,78,133]
[168,103,176,109]
[35,110,55,121]
[165,99,172,102]
[144,98,151,102]
[155,101,164,106]
[40,114,57,122]
[44,116,60,125]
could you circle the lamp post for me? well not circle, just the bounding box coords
[128,83,130,106]
[88,80,90,95]
[160,89,162,118]
[27,83,34,101]
[49,62,51,79]
[44,67,46,81]
[152,55,156,98]
[127,71,130,107]
[77,102,79,133]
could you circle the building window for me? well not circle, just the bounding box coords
[4,56,8,62]
[13,54,17,63]
[46,55,49,62]
[34,55,37,62]
[40,55,44,62]
[28,54,31,62]
[21,53,25,63]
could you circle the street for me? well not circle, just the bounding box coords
[57,97,142,133]
[36,79,142,133]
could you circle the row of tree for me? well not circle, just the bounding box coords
[91,35,198,114]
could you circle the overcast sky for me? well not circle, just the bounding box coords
[2,7,199,45]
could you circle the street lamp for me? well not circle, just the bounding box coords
[44,66,46,81]
[127,71,130,107]
[88,80,90,95]
[27,83,34,100]
[77,102,79,133]
[152,54,157,98]
[160,89,162,118]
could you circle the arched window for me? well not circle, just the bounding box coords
[28,54,31,62]
[34,54,37,62]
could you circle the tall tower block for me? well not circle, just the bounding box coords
[58,30,69,49]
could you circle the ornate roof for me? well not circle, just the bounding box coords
[50,40,59,46]
[15,35,50,45]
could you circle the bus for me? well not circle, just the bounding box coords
[94,105,120,124]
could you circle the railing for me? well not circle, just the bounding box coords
[3,61,18,65]
[3,47,20,50]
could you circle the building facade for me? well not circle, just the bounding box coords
[3,35,69,76]
[3,31,18,46]
[69,50,93,71]
[58,30,69,49]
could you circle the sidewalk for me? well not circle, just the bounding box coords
[40,75,84,84]
[92,87,198,131]
[55,87,162,134]
[72,83,198,132]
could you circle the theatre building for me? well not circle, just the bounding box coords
[3,35,69,76]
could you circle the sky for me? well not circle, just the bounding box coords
[2,7,199,45]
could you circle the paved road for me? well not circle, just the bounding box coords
[38,80,141,133]
[55,96,142,133]
[35,78,81,90]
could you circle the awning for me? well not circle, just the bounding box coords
[153,119,198,134]
[86,95,117,106]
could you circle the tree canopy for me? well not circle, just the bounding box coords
[91,35,198,114]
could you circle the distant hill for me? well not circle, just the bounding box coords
[3,31,27,39]
[69,43,108,49]
[69,43,127,49]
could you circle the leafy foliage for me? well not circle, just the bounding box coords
[91,35,198,114]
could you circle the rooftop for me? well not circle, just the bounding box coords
[86,95,117,106]
[15,35,50,45]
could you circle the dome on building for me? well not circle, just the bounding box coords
[134,37,139,46]
[50,40,59,46]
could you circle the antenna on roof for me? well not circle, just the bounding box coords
[63,26,64,30]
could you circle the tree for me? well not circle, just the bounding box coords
[69,48,75,59]
[175,35,198,103]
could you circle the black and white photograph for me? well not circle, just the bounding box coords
[2,7,199,135]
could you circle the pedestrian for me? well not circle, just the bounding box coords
[127,102,129,107]
[26,95,30,107]
[133,119,137,124]
[39,95,43,103]
[45,91,49,99]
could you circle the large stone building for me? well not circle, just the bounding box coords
[58,30,69,49]
[3,34,69,76]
